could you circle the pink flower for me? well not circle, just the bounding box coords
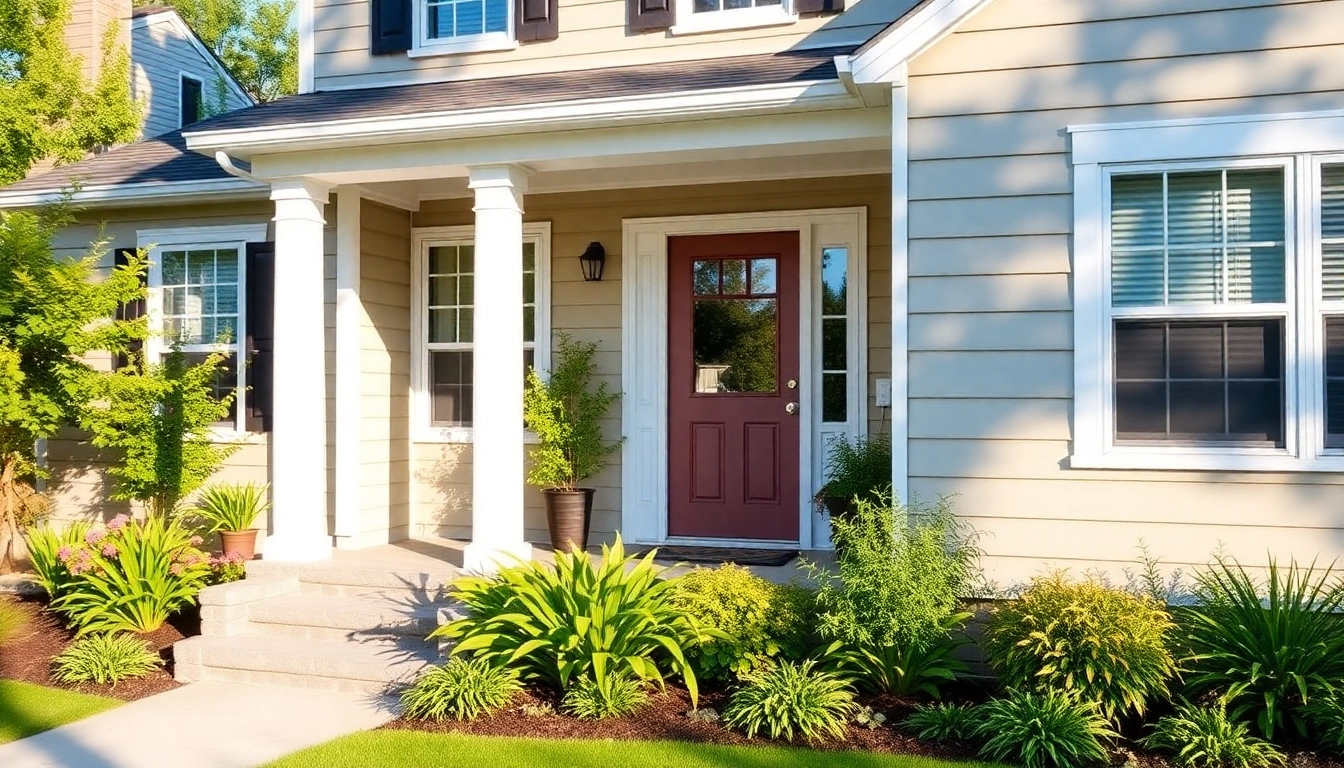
[57,546,72,561]
[101,543,118,557]
[190,536,204,547]
[107,514,129,531]
[85,529,106,545]
[169,563,183,576]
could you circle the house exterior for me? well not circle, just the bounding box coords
[4,0,1344,585]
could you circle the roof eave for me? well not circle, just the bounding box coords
[0,178,267,210]
[849,0,996,85]
[184,79,860,158]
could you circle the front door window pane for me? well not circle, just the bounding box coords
[820,247,848,423]
[693,299,778,394]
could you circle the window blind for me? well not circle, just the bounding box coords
[1323,165,1344,301]
[1111,169,1285,307]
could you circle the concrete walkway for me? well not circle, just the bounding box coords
[0,681,396,768]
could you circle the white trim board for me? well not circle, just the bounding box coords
[0,178,265,210]
[621,208,868,551]
[849,0,995,85]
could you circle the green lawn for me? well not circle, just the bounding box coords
[266,731,1003,768]
[0,680,122,744]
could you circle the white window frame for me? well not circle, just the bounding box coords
[138,224,269,439]
[671,0,796,35]
[410,0,517,58]
[410,223,552,443]
[1069,109,1344,472]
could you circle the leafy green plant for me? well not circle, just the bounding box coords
[1144,699,1285,768]
[982,572,1176,722]
[523,334,621,491]
[50,514,211,635]
[973,690,1115,768]
[400,657,522,722]
[81,347,238,516]
[23,522,90,602]
[191,483,269,533]
[1303,686,1344,755]
[904,702,979,743]
[815,434,891,508]
[206,552,247,586]
[433,535,710,705]
[669,564,814,682]
[0,206,144,571]
[51,633,162,685]
[803,493,979,698]
[562,668,649,720]
[722,660,856,743]
[1177,556,1344,741]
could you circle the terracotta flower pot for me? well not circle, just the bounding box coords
[543,488,595,554]
[220,529,258,561]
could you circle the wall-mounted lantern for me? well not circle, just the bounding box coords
[579,241,606,282]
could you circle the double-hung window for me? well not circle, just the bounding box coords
[412,224,551,441]
[1071,111,1344,471]
[139,225,269,436]
[414,0,515,55]
[673,0,795,34]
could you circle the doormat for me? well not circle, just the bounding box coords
[631,546,799,567]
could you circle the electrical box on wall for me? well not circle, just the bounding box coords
[875,378,892,407]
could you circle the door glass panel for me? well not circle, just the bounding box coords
[692,298,777,394]
[693,260,719,295]
[721,259,748,295]
[750,258,777,295]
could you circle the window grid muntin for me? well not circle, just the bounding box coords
[423,238,539,430]
[1102,157,1299,456]
[424,0,509,40]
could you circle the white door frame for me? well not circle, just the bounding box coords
[621,208,868,550]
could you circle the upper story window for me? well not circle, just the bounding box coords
[180,75,203,127]
[411,0,519,56]
[1069,109,1344,472]
[673,0,795,34]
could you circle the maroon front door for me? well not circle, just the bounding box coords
[668,232,801,541]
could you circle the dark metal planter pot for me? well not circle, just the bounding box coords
[543,488,595,554]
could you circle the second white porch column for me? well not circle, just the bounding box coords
[463,166,532,572]
[267,177,333,561]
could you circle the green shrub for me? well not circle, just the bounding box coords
[903,702,979,743]
[1144,700,1285,768]
[982,572,1176,722]
[0,599,27,644]
[1178,556,1344,741]
[206,552,247,586]
[434,535,711,705]
[803,493,979,698]
[1303,686,1344,755]
[400,657,521,722]
[24,522,90,602]
[973,690,1115,768]
[50,515,211,635]
[669,564,813,682]
[562,668,649,720]
[51,633,162,685]
[816,434,891,506]
[191,483,269,533]
[523,333,622,491]
[722,660,856,743]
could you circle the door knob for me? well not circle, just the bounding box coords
[785,402,799,415]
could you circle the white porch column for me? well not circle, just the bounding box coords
[267,177,334,561]
[333,188,362,546]
[890,82,911,505]
[463,166,532,572]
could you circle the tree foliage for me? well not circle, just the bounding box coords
[142,0,297,102]
[0,0,142,184]
[523,334,621,491]
[0,206,145,571]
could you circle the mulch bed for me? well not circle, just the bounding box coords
[0,593,192,702]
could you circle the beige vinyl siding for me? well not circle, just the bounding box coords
[905,0,1344,584]
[410,174,890,543]
[132,15,253,138]
[43,202,277,537]
[313,0,895,90]
[350,200,413,546]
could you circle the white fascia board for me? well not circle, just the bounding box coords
[133,10,255,106]
[185,80,860,157]
[0,178,265,210]
[849,0,994,85]
[249,107,892,183]
[1068,108,1344,166]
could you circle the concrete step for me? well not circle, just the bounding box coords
[245,593,452,645]
[174,634,439,694]
[246,560,462,600]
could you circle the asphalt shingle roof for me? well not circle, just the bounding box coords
[0,130,234,194]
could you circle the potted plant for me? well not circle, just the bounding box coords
[523,334,622,554]
[191,482,270,560]
[815,434,892,520]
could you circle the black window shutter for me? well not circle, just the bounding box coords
[113,248,146,371]
[245,242,276,433]
[371,0,413,55]
[795,0,844,14]
[516,0,559,42]
[628,0,674,32]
